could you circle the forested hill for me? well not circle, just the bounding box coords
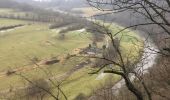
[0,0,37,11]
[0,0,20,8]
[48,0,87,9]
[13,0,88,10]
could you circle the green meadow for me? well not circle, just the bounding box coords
[0,17,143,99]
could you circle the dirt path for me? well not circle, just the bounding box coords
[0,62,46,79]
[0,59,91,94]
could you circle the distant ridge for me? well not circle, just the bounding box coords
[33,0,52,2]
[14,0,88,10]
[0,0,39,12]
[0,0,19,8]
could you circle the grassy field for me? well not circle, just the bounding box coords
[0,8,13,14]
[0,18,29,27]
[0,8,28,19]
[0,17,143,100]
[72,7,111,17]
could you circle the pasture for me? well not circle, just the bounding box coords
[0,17,143,99]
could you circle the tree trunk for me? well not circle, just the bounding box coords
[122,75,144,100]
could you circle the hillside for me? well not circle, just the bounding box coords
[1,0,169,100]
[0,0,19,8]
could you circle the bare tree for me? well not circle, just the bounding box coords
[85,0,170,100]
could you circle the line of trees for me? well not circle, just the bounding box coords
[0,24,24,31]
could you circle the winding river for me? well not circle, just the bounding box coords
[111,31,158,95]
[49,9,159,96]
